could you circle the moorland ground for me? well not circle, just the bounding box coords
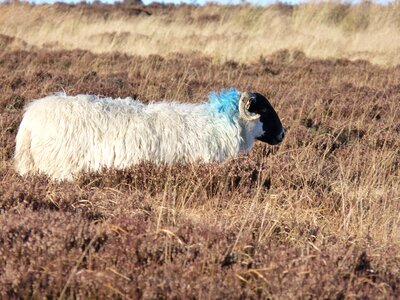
[0,2,400,299]
[1,1,400,65]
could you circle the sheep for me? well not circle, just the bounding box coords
[14,88,285,180]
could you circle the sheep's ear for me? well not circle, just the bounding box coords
[245,97,252,110]
[244,92,259,112]
[247,93,271,115]
[239,92,260,121]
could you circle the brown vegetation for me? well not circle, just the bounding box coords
[0,2,400,299]
[1,48,399,298]
[0,1,400,65]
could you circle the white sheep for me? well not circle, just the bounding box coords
[14,88,284,180]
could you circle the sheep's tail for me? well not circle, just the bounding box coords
[14,119,34,176]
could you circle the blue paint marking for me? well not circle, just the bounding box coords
[206,88,240,119]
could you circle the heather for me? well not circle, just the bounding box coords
[0,4,400,297]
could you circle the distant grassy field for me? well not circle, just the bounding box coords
[0,2,400,299]
[1,2,400,65]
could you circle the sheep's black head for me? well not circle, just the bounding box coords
[239,92,285,145]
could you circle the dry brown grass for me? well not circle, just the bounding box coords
[0,47,399,298]
[0,2,400,298]
[1,2,400,65]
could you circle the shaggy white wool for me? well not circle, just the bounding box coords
[14,92,264,180]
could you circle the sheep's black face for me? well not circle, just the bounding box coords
[247,92,285,145]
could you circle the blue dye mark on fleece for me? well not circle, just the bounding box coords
[206,88,240,119]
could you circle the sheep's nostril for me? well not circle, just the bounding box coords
[278,128,285,141]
